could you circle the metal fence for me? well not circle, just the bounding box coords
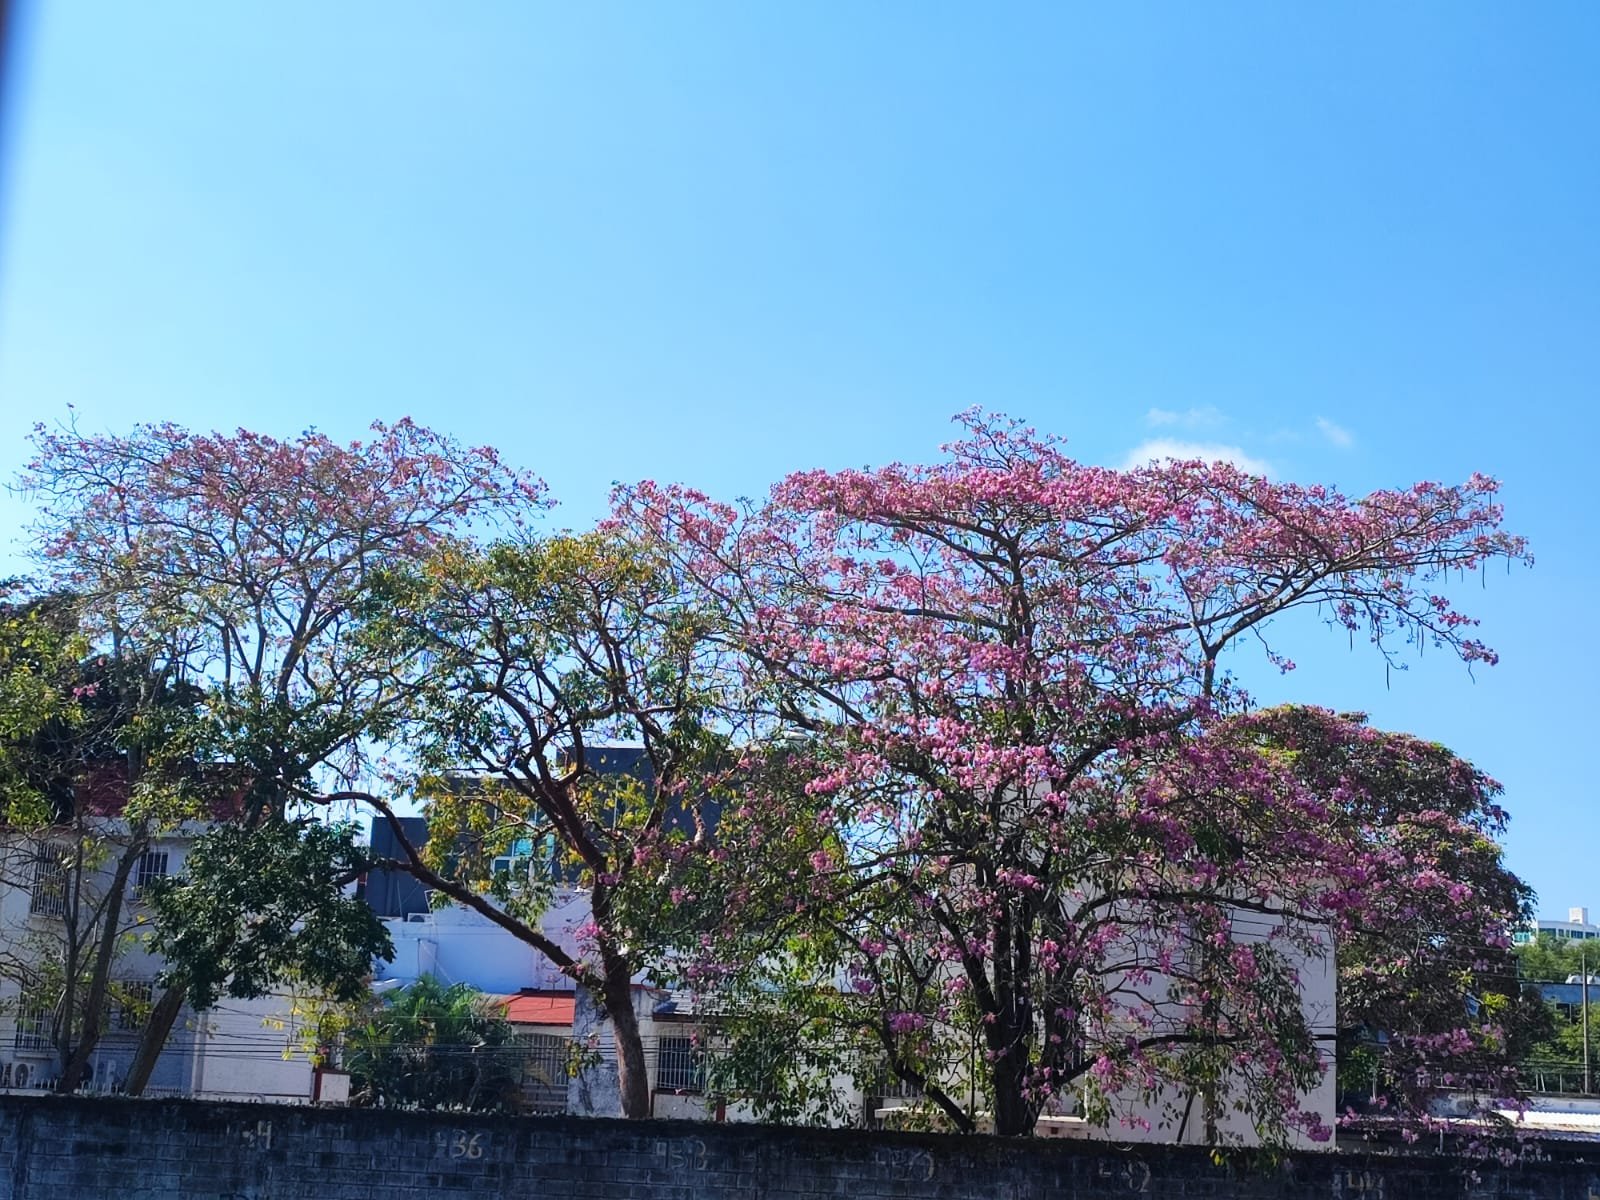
[516,1033,570,1113]
[1520,1065,1600,1096]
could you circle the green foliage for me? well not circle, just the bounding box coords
[344,976,525,1111]
[1515,936,1600,1078]
[146,820,393,1010]
[1516,935,1597,986]
[365,529,734,955]
[0,583,85,827]
[0,583,212,829]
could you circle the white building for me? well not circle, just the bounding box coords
[1515,907,1600,944]
[0,821,321,1102]
[369,886,1336,1144]
[375,894,590,995]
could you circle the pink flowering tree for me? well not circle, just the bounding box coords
[619,410,1526,1140]
[1230,706,1546,1129]
[20,419,540,1092]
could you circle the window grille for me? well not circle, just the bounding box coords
[13,1002,50,1053]
[874,1068,923,1101]
[133,849,169,897]
[28,849,68,918]
[111,980,155,1031]
[518,1033,569,1113]
[656,1035,704,1093]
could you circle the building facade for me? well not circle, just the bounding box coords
[0,821,320,1102]
[1515,907,1600,944]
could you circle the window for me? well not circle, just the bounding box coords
[133,850,169,897]
[13,1002,50,1053]
[28,848,68,918]
[876,1075,928,1107]
[490,854,529,882]
[656,1035,704,1093]
[873,1068,923,1101]
[492,836,557,888]
[517,1033,570,1113]
[111,980,155,1032]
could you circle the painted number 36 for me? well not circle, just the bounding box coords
[444,1130,485,1160]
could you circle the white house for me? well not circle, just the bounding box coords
[0,819,322,1103]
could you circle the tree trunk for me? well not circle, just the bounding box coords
[988,896,1038,1136]
[58,831,148,1093]
[55,839,84,1081]
[601,959,651,1120]
[989,1041,1037,1135]
[123,981,186,1095]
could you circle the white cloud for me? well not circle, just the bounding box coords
[1145,406,1225,429]
[1315,417,1354,449]
[1123,438,1273,477]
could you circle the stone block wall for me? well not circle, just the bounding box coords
[2,1093,1597,1200]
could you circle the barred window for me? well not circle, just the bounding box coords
[656,1035,704,1093]
[517,1033,569,1113]
[13,1002,50,1053]
[875,1070,923,1100]
[133,850,169,897]
[28,848,68,918]
[111,980,155,1031]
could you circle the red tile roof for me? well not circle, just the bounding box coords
[76,760,249,821]
[498,993,576,1027]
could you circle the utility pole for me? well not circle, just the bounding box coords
[1584,942,1591,1094]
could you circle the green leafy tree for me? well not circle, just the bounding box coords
[1515,936,1600,1089]
[145,820,392,1011]
[1515,936,1598,987]
[344,976,524,1111]
[0,583,84,826]
[357,530,736,1120]
[0,584,207,1091]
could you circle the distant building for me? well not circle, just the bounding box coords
[361,815,430,920]
[360,745,719,920]
[1515,907,1600,944]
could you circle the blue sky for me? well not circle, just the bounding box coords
[0,3,1594,912]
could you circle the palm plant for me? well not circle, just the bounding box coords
[345,976,524,1111]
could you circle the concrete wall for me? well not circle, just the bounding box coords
[1,1094,1596,1200]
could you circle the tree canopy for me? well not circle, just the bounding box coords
[7,410,1529,1139]
[620,410,1527,1139]
[356,529,737,1119]
[18,419,540,1092]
